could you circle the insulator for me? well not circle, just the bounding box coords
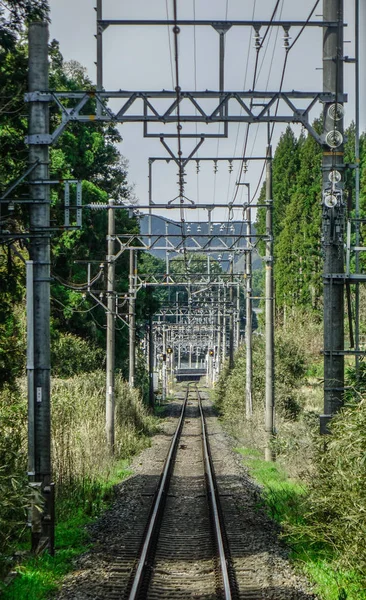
[254,29,262,49]
[214,160,218,174]
[228,160,233,173]
[325,130,343,149]
[283,29,291,49]
[89,202,106,210]
[328,103,344,121]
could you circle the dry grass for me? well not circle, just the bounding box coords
[50,371,157,489]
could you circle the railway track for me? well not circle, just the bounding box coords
[125,384,238,600]
[55,387,317,600]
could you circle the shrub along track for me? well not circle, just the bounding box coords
[55,387,318,600]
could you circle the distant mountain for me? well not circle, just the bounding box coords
[139,214,261,271]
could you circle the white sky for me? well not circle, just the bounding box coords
[48,0,359,225]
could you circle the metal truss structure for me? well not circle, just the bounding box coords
[24,90,342,144]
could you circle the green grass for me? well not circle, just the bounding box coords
[0,461,132,600]
[236,447,366,600]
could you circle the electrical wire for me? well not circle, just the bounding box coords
[51,295,100,314]
[249,0,321,204]
[52,267,104,290]
[231,0,282,208]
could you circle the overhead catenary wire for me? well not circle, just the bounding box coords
[52,267,104,290]
[51,295,100,314]
[250,0,321,204]
[231,0,283,209]
[221,0,283,244]
[172,0,189,273]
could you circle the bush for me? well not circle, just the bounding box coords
[214,329,306,424]
[0,385,28,576]
[299,398,366,584]
[51,333,104,378]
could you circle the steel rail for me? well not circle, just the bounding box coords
[197,388,233,600]
[127,385,234,599]
[127,388,189,600]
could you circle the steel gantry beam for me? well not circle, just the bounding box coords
[24,90,345,144]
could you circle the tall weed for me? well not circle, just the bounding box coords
[0,385,28,576]
[51,371,157,513]
[296,398,366,584]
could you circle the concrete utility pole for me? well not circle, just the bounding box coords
[148,288,155,408]
[321,0,345,429]
[222,286,227,364]
[217,285,222,375]
[106,199,115,452]
[96,0,103,117]
[245,216,253,418]
[229,259,235,370]
[265,143,275,461]
[28,22,54,554]
[129,249,136,388]
[162,324,167,402]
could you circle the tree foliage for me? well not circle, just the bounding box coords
[256,121,366,314]
[0,27,163,386]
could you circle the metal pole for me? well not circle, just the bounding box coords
[265,143,275,461]
[106,199,115,451]
[96,0,103,117]
[28,22,53,554]
[129,249,136,388]
[322,0,344,428]
[355,0,360,377]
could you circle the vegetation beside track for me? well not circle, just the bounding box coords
[215,311,366,599]
[237,447,366,600]
[0,371,158,596]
